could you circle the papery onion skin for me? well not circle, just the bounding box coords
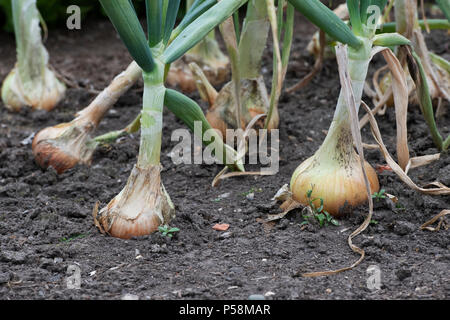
[32,120,96,174]
[290,38,380,217]
[1,67,65,112]
[166,34,230,94]
[205,77,276,137]
[32,61,142,174]
[1,70,24,112]
[166,57,229,94]
[290,148,380,217]
[94,165,175,239]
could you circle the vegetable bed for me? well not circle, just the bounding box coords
[0,9,449,299]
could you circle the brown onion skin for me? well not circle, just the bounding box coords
[166,67,197,93]
[32,124,78,174]
[93,165,175,239]
[291,159,380,217]
[104,199,161,239]
[166,59,229,94]
[206,107,279,138]
[206,110,228,137]
[32,140,78,174]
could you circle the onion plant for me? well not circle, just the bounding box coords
[301,2,450,96]
[32,61,142,173]
[287,0,411,216]
[377,0,450,106]
[190,0,294,136]
[91,0,247,239]
[32,0,241,175]
[166,0,230,93]
[1,0,65,111]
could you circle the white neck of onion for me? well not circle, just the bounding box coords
[137,60,165,169]
[315,39,373,163]
[76,61,142,127]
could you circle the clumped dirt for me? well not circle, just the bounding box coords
[0,12,449,300]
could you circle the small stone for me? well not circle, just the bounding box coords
[135,249,143,259]
[121,294,139,300]
[150,244,168,253]
[213,223,230,231]
[219,232,233,239]
[20,133,35,146]
[325,288,332,294]
[415,286,429,293]
[218,192,231,199]
[53,257,63,264]
[248,294,265,300]
[264,291,275,297]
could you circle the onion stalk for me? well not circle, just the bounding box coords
[193,0,292,136]
[378,0,450,106]
[32,61,142,173]
[96,58,176,239]
[94,0,246,239]
[288,0,411,216]
[32,1,241,174]
[1,0,65,112]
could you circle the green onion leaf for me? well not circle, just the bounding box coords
[146,0,163,47]
[287,0,362,48]
[188,0,208,12]
[172,0,216,39]
[372,33,411,46]
[360,0,370,23]
[377,19,450,33]
[347,0,363,35]
[436,0,450,22]
[164,89,244,171]
[100,0,154,73]
[163,0,181,45]
[233,11,241,43]
[429,52,450,73]
[370,0,388,13]
[163,0,247,64]
[405,47,444,151]
[128,0,136,13]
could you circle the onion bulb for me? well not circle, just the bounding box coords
[93,165,175,239]
[2,66,65,112]
[32,116,98,174]
[1,0,65,112]
[290,39,380,217]
[190,1,279,136]
[290,124,380,217]
[32,61,142,174]
[204,76,278,137]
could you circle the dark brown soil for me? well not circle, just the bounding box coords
[0,12,449,300]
